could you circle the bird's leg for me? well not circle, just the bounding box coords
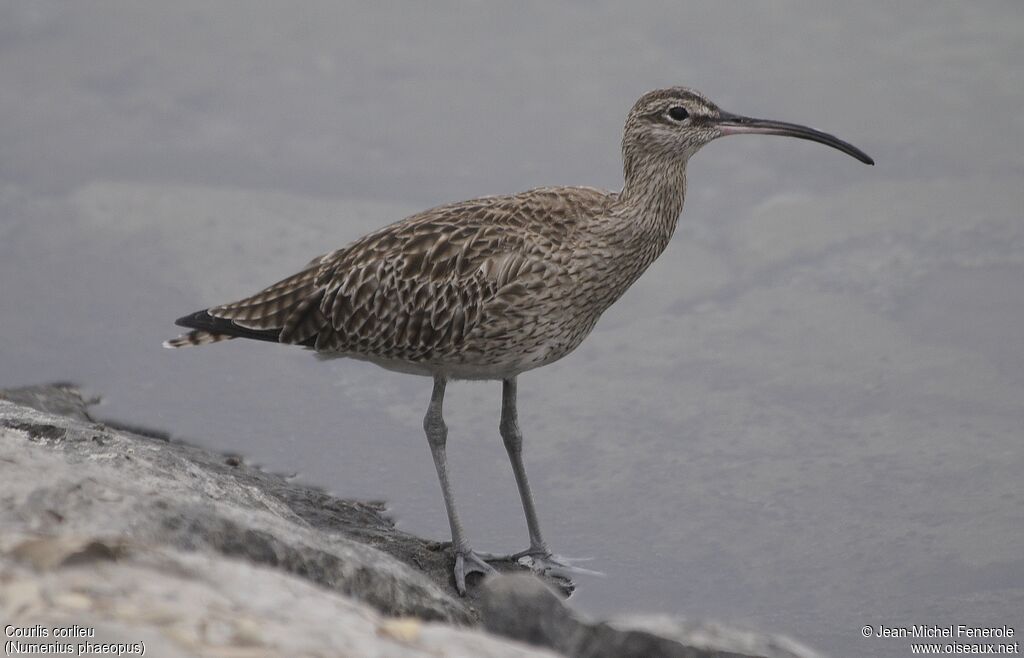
[497,377,550,556]
[423,375,495,595]
[476,377,583,581]
[470,377,593,586]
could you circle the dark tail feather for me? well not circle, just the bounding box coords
[163,329,234,348]
[164,310,316,348]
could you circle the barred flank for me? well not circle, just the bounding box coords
[162,331,234,348]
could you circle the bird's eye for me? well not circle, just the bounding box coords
[667,106,689,121]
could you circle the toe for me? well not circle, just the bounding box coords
[464,551,498,575]
[454,553,467,595]
[452,549,497,595]
[522,553,603,578]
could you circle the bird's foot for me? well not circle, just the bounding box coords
[518,552,603,580]
[453,547,497,596]
[478,547,603,580]
[476,547,541,562]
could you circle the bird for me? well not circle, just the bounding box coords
[165,87,873,594]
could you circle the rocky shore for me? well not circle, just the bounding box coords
[0,384,822,657]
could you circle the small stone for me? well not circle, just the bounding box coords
[377,617,423,644]
[54,591,92,610]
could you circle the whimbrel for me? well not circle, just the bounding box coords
[165,87,873,594]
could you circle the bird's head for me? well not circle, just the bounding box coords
[622,87,873,180]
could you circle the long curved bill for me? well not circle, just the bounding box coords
[716,111,874,165]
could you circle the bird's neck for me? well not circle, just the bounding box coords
[569,157,688,319]
[617,157,688,246]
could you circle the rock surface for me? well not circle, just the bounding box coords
[2,535,555,658]
[481,575,822,658]
[0,383,471,623]
[0,384,824,657]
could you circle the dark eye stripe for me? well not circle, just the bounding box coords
[668,106,689,121]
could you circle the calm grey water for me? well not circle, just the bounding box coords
[2,3,1022,655]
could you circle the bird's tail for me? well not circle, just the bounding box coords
[162,330,234,349]
[164,260,324,350]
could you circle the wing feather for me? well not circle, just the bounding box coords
[168,186,615,361]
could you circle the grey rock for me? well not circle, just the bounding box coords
[1,384,824,658]
[1,535,557,658]
[0,382,96,423]
[0,384,472,622]
[481,574,824,658]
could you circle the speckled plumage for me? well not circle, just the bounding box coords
[165,87,872,594]
[166,90,706,379]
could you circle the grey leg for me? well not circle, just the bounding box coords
[466,378,586,583]
[480,378,588,582]
[423,375,494,594]
[499,376,550,555]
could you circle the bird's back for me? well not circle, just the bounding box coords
[169,186,630,379]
